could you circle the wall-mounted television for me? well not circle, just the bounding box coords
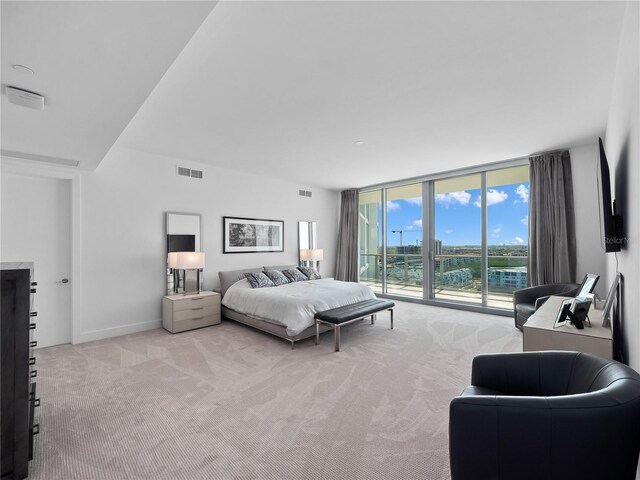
[597,137,623,252]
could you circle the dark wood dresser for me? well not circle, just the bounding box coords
[1,263,39,480]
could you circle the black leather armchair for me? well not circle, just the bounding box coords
[513,282,580,329]
[449,352,640,480]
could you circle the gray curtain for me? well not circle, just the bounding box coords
[528,150,576,286]
[335,189,359,282]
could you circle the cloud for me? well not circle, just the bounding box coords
[387,201,400,212]
[492,227,502,234]
[516,184,529,203]
[405,197,422,206]
[435,191,471,207]
[491,226,502,238]
[487,189,508,206]
[515,236,525,244]
[474,189,508,207]
[445,229,454,234]
[405,219,423,231]
[521,215,528,225]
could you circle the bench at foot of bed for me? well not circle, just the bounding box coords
[314,299,395,352]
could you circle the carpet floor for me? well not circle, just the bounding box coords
[30,300,522,480]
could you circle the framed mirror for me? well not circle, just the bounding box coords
[166,212,202,294]
[298,221,319,267]
[298,221,317,252]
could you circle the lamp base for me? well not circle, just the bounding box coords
[183,269,202,295]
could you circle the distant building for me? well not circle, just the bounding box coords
[434,240,442,256]
[396,245,421,255]
[488,267,528,289]
[435,254,479,271]
[435,268,472,287]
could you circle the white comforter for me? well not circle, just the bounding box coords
[222,278,377,336]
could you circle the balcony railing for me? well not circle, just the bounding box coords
[359,252,528,309]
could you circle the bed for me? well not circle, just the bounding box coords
[218,266,376,347]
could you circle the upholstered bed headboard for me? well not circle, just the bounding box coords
[219,268,262,297]
[218,265,299,297]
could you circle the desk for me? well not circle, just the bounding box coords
[523,296,612,359]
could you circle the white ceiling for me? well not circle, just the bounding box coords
[1,1,215,170]
[2,1,628,189]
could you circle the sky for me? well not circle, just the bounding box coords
[385,182,529,246]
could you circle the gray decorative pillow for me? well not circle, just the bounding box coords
[282,268,308,283]
[264,269,290,286]
[298,266,321,280]
[244,272,275,288]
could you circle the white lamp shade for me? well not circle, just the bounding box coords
[300,249,324,261]
[175,251,205,269]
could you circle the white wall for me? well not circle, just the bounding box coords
[570,142,608,298]
[604,1,640,370]
[77,147,340,342]
[1,148,340,343]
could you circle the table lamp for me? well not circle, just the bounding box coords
[300,248,323,272]
[172,251,205,295]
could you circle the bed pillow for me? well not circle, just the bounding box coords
[244,272,275,288]
[297,266,322,280]
[264,269,290,286]
[282,268,308,283]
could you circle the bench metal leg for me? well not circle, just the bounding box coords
[315,321,320,345]
[390,308,394,329]
[371,314,376,325]
[334,326,341,352]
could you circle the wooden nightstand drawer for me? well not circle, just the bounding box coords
[162,292,221,333]
[172,314,221,333]
[173,305,218,322]
[172,294,219,312]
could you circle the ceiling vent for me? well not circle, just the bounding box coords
[6,86,45,110]
[299,189,312,198]
[176,166,203,179]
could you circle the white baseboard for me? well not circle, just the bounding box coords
[76,319,162,344]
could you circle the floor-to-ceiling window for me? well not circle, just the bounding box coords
[357,162,530,312]
[433,174,482,304]
[486,165,530,309]
[386,183,423,298]
[358,190,383,293]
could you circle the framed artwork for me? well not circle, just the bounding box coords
[223,216,284,253]
[577,273,600,298]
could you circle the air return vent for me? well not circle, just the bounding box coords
[299,190,312,198]
[176,166,203,179]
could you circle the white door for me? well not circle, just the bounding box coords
[1,173,72,347]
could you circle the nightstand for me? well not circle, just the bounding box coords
[162,291,221,333]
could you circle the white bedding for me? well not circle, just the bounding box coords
[221,278,376,336]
